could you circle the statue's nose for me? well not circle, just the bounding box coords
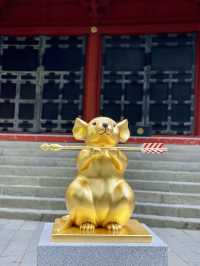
[102,123,108,129]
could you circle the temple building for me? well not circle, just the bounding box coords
[0,0,199,137]
[0,1,200,229]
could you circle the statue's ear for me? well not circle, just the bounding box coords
[72,118,88,141]
[117,119,130,143]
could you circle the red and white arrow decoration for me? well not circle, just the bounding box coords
[142,143,168,154]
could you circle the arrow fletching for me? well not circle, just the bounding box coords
[142,143,168,154]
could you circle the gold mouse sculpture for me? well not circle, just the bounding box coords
[54,116,134,232]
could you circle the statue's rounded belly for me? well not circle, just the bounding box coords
[89,179,111,224]
[94,194,110,225]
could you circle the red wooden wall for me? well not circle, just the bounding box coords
[0,0,199,27]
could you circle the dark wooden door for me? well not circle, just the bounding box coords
[101,33,196,135]
[0,36,86,133]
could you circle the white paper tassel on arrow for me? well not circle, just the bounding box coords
[141,143,168,154]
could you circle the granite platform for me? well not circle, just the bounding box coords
[37,223,168,266]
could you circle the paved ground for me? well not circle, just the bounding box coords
[0,219,199,266]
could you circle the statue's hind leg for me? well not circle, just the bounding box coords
[66,176,97,231]
[103,180,135,231]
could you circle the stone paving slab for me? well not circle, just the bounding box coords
[0,219,199,266]
[153,228,200,266]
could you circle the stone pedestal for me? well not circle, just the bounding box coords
[37,223,168,266]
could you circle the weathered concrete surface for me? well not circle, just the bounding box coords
[0,219,200,266]
[37,223,168,266]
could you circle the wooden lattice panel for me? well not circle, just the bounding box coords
[101,33,196,135]
[0,35,86,133]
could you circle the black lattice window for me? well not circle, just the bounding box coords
[101,33,196,135]
[0,36,86,133]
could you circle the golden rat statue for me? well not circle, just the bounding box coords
[54,116,134,232]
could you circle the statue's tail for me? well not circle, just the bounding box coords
[54,214,73,233]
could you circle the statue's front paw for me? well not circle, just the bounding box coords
[106,223,122,232]
[80,222,95,232]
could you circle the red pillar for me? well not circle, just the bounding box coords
[195,32,200,135]
[83,28,102,122]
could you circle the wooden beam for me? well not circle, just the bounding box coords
[0,22,200,36]
[0,26,90,35]
[83,29,102,121]
[98,22,200,35]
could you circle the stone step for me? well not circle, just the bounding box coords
[0,206,65,221]
[1,166,200,186]
[0,179,199,198]
[136,190,200,205]
[128,160,200,172]
[132,180,200,193]
[136,202,200,219]
[1,141,200,152]
[0,195,65,210]
[129,152,200,162]
[133,213,200,229]
[1,195,200,218]
[1,172,200,189]
[0,165,74,176]
[2,148,200,162]
[0,184,66,198]
[0,156,200,172]
[1,173,200,188]
[0,206,199,229]
[1,189,200,211]
[129,171,200,183]
[0,140,199,230]
[0,175,71,186]
[0,148,78,157]
[131,152,200,162]
[0,141,81,149]
[0,156,75,167]
[1,164,200,179]
[1,142,200,158]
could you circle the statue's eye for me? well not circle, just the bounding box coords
[92,122,96,126]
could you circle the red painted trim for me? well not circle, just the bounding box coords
[0,26,90,36]
[0,134,200,145]
[98,23,200,35]
[194,32,200,135]
[83,32,102,121]
[0,134,75,143]
[0,22,200,36]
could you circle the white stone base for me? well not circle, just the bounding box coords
[37,223,168,266]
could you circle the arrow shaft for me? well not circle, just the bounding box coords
[52,145,142,152]
[40,143,167,153]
